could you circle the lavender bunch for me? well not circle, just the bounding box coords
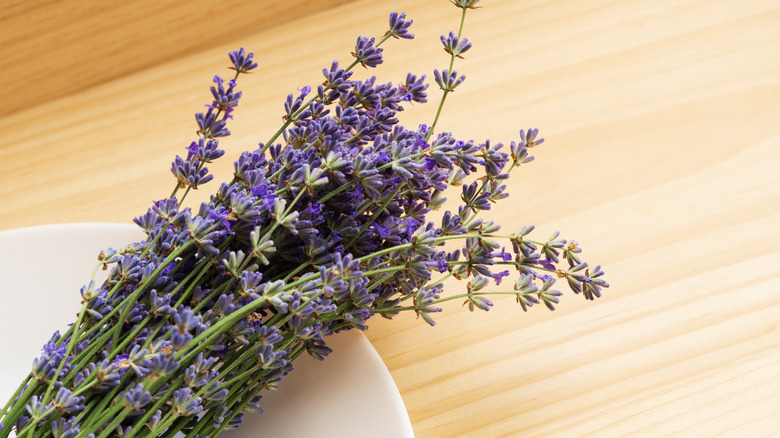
[0,2,608,437]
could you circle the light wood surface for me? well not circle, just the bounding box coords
[0,0,356,117]
[2,0,779,436]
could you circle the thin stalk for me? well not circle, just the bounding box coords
[38,300,89,413]
[426,6,468,142]
[159,414,189,438]
[0,381,39,438]
[94,407,133,438]
[372,291,520,313]
[0,375,31,425]
[345,184,403,248]
[280,261,312,282]
[111,241,196,346]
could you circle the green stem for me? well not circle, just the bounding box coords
[111,241,195,347]
[0,380,40,438]
[366,271,396,293]
[426,6,468,142]
[281,261,312,282]
[372,291,520,313]
[345,184,403,248]
[136,219,172,261]
[39,300,89,411]
[0,374,31,425]
[94,407,133,438]
[428,271,455,289]
[159,414,189,438]
[359,265,405,278]
[79,384,126,432]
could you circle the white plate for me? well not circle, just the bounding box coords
[0,223,413,437]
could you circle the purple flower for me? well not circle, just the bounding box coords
[209,75,242,111]
[434,69,466,92]
[387,12,414,39]
[121,383,152,412]
[52,388,85,414]
[349,77,381,110]
[195,109,230,139]
[151,197,179,221]
[172,388,204,416]
[50,417,81,438]
[228,47,258,74]
[519,128,545,148]
[401,73,428,103]
[171,156,213,189]
[25,396,53,423]
[146,351,179,379]
[255,345,289,370]
[352,36,383,68]
[441,31,472,58]
[321,60,354,102]
[492,270,511,285]
[186,138,226,163]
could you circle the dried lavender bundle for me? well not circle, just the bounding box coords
[0,2,608,437]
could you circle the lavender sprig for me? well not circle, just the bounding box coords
[169,48,257,201]
[426,3,471,141]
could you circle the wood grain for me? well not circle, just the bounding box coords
[0,0,356,117]
[1,0,779,436]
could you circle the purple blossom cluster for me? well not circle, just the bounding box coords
[1,3,608,437]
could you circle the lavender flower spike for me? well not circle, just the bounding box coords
[122,383,153,412]
[171,156,213,189]
[52,388,86,414]
[352,36,383,68]
[228,47,258,74]
[441,31,472,58]
[209,75,242,111]
[401,73,428,103]
[519,128,545,148]
[387,12,414,39]
[434,69,466,92]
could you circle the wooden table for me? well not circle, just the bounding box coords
[2,0,779,436]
